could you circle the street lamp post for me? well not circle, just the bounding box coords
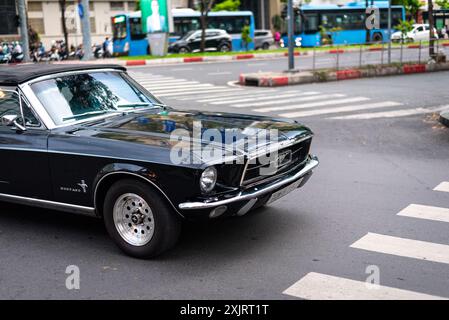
[17,0,31,62]
[379,0,391,64]
[287,0,295,71]
[80,0,93,60]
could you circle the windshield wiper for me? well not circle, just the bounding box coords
[63,110,117,121]
[116,102,167,109]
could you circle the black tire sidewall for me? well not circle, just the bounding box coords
[103,179,181,258]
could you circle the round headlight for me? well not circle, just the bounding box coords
[200,166,217,193]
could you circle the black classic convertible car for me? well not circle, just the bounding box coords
[0,64,318,258]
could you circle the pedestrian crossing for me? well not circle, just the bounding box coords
[128,71,449,120]
[283,180,449,300]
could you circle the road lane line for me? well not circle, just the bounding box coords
[330,105,448,120]
[147,83,212,91]
[207,71,232,75]
[434,182,449,193]
[279,101,401,118]
[142,82,201,89]
[196,90,285,103]
[350,232,449,265]
[157,88,237,97]
[255,97,370,113]
[233,93,340,108]
[397,204,449,223]
[138,79,192,85]
[177,90,255,101]
[283,272,447,300]
[210,92,318,105]
[152,85,220,94]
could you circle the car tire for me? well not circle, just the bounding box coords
[262,42,270,50]
[372,33,383,43]
[103,179,181,258]
[178,47,189,54]
[218,44,231,52]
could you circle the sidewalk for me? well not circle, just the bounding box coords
[239,62,449,87]
[53,41,449,67]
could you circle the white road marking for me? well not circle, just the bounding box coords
[142,82,202,89]
[157,88,238,97]
[138,79,192,85]
[279,101,401,118]
[152,84,219,94]
[434,181,449,193]
[283,272,447,300]
[233,93,339,108]
[177,90,256,101]
[170,67,194,71]
[208,71,232,75]
[210,92,318,105]
[255,97,370,113]
[397,204,449,223]
[330,105,448,120]
[350,232,449,265]
[196,90,285,103]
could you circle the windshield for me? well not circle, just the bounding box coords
[180,30,196,41]
[112,16,127,40]
[31,71,162,126]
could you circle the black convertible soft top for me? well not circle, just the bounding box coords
[0,64,126,86]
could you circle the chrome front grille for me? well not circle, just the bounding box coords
[241,138,312,187]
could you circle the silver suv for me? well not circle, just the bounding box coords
[254,30,274,50]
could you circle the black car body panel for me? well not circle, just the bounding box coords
[0,64,318,222]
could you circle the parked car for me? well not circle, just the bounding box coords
[391,24,439,43]
[0,64,318,258]
[168,29,232,53]
[254,29,274,50]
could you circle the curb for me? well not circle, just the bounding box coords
[440,111,449,127]
[239,62,449,87]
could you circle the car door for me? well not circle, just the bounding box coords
[189,32,202,51]
[415,26,426,41]
[0,88,51,199]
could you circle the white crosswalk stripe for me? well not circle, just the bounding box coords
[280,101,402,118]
[210,92,321,106]
[255,97,370,113]
[231,92,325,108]
[350,232,449,265]
[434,181,449,193]
[129,71,440,121]
[397,204,449,223]
[283,272,447,300]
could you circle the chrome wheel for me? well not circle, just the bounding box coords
[113,193,155,246]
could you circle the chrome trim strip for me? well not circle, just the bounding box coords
[0,193,96,217]
[239,135,312,186]
[93,171,185,218]
[179,155,318,210]
[19,69,127,130]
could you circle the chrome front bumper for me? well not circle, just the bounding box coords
[178,155,319,210]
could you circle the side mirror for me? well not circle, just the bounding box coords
[1,114,26,132]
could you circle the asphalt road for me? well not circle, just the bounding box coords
[1,60,449,299]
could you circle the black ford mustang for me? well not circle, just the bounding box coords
[0,64,318,258]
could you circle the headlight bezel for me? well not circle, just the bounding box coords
[200,166,217,194]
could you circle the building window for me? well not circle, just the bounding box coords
[89,2,94,11]
[28,18,45,35]
[28,2,43,12]
[110,1,125,11]
[90,17,96,34]
[128,1,136,11]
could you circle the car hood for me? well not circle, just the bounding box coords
[64,108,313,165]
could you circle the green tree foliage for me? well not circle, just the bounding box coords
[271,14,282,31]
[392,0,421,19]
[436,0,449,9]
[395,19,415,40]
[241,24,252,50]
[212,0,240,11]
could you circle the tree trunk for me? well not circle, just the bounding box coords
[200,13,207,52]
[429,0,435,58]
[59,0,69,49]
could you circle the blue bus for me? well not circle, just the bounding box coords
[112,9,255,56]
[281,1,405,47]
